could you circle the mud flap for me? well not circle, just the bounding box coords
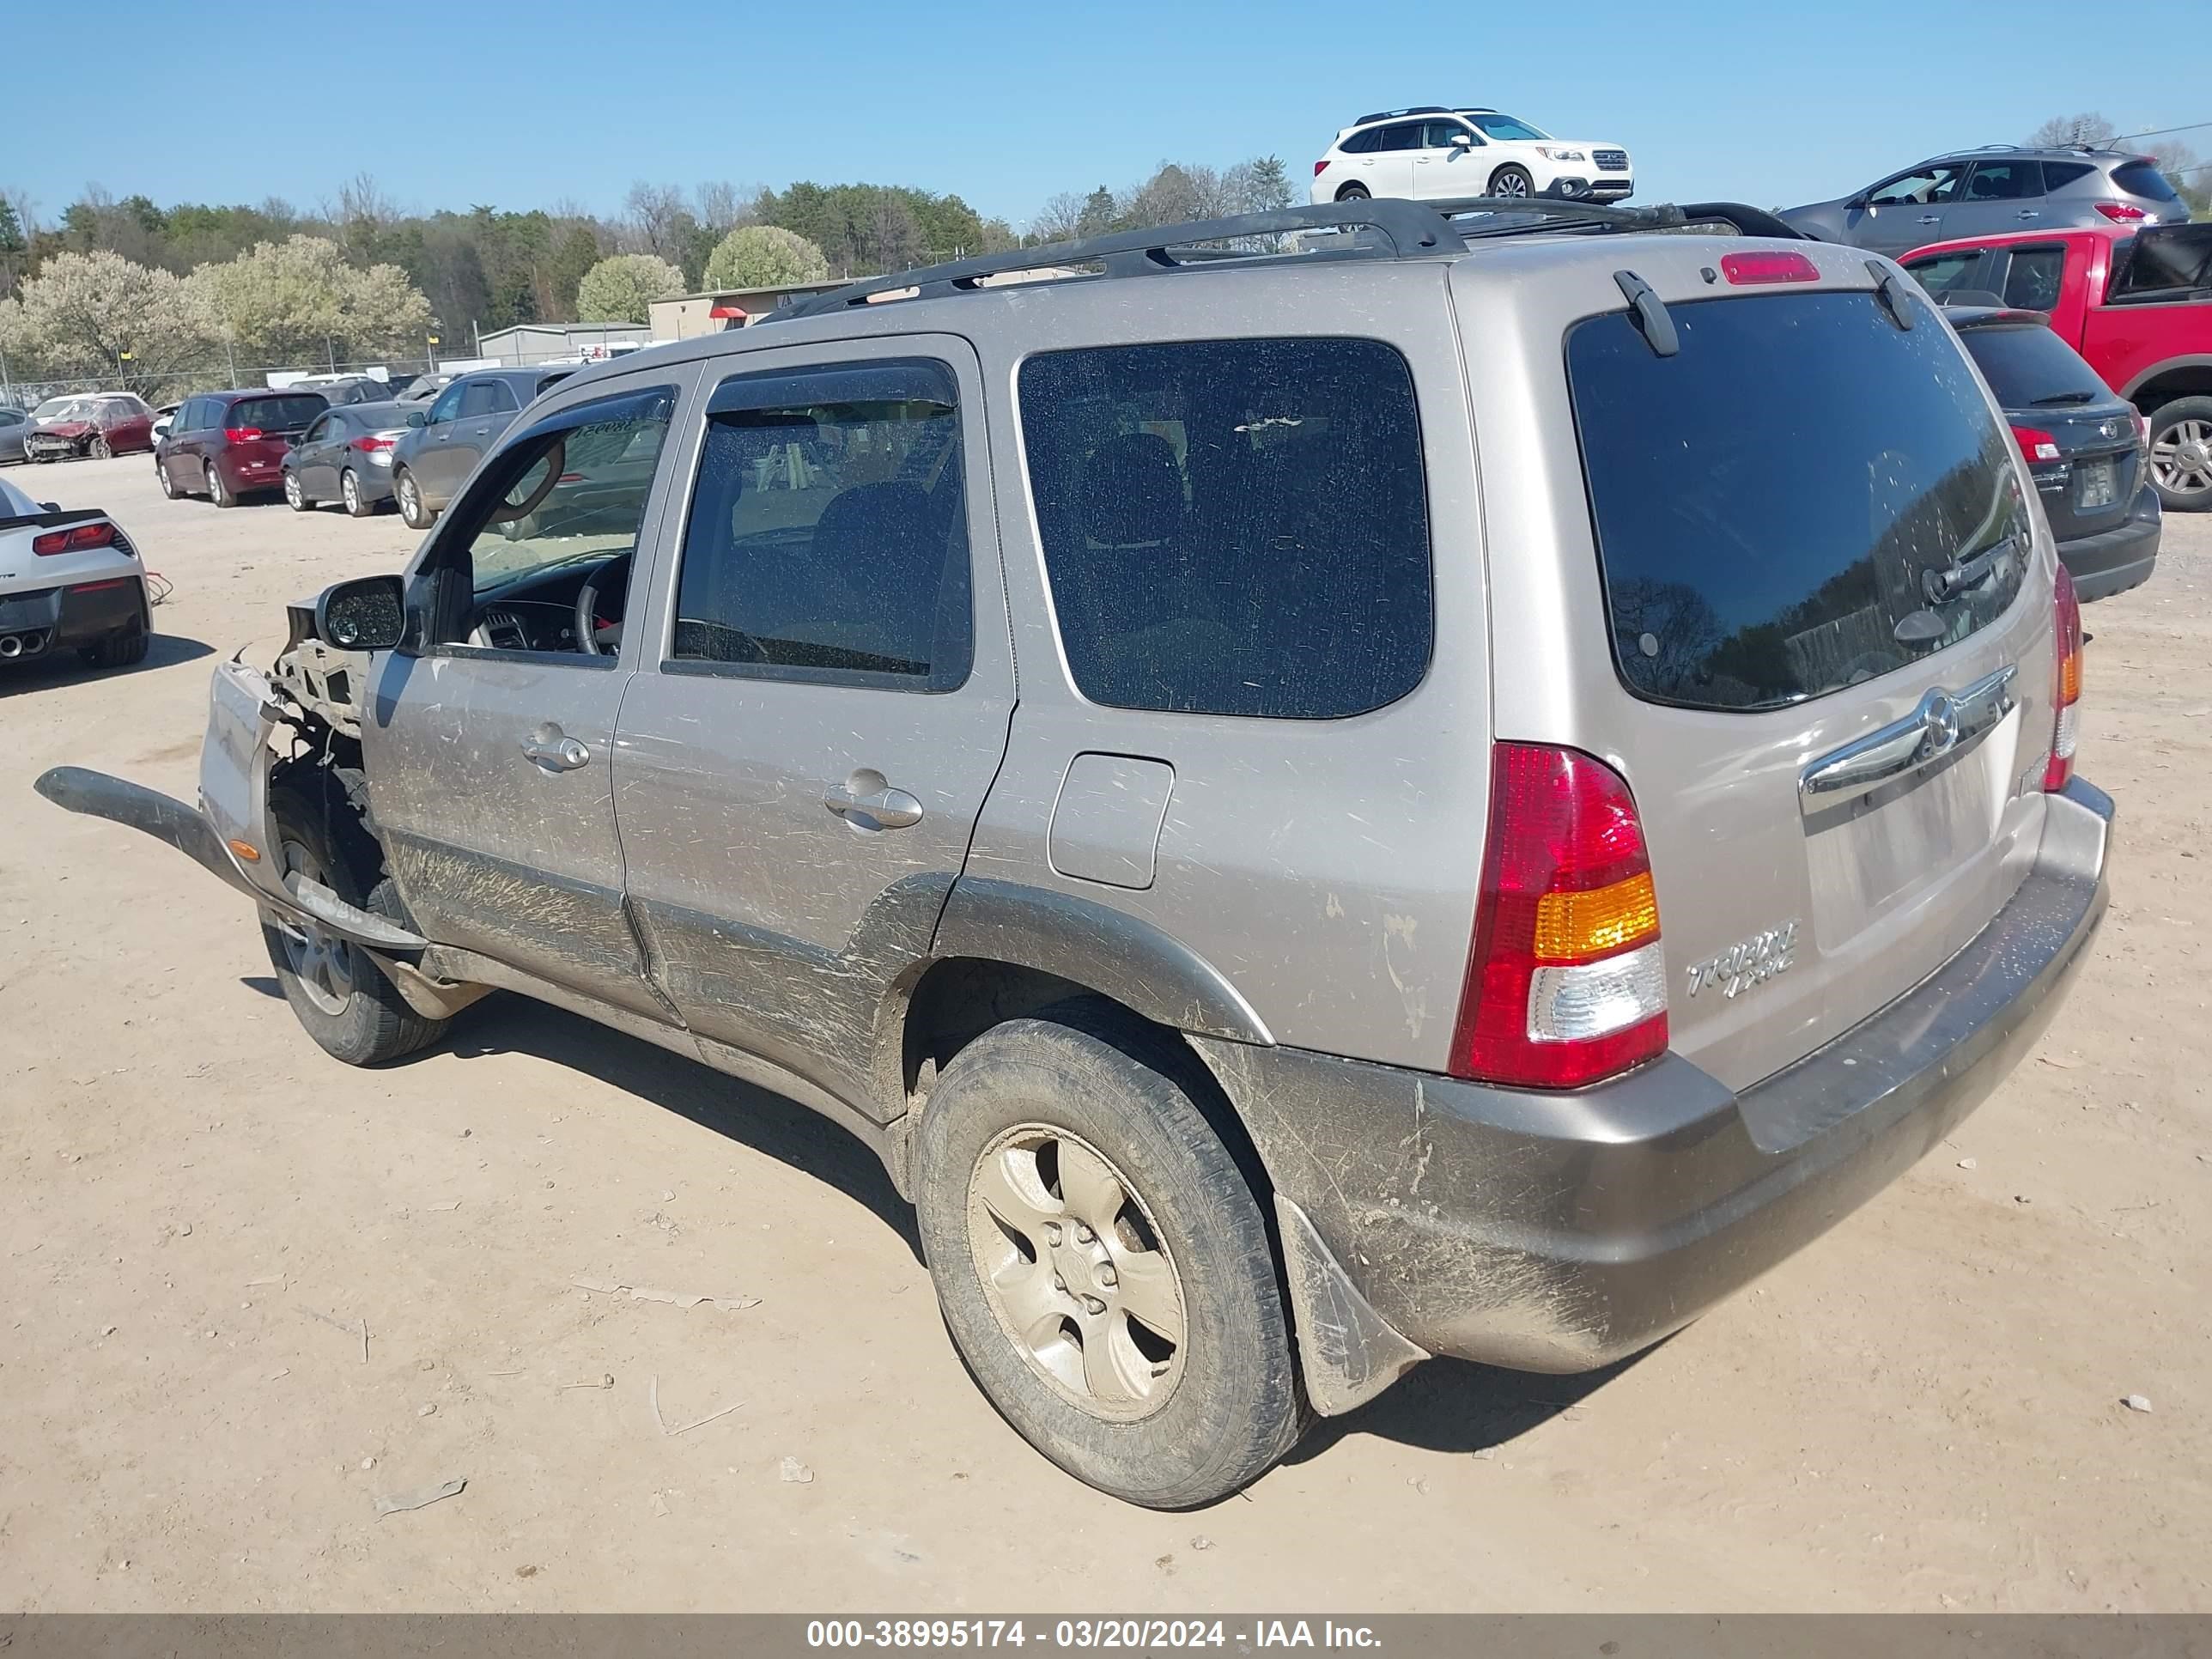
[32,661,426,954]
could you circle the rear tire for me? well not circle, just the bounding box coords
[79,599,150,669]
[396,467,434,529]
[285,471,313,512]
[342,468,374,518]
[2146,395,2212,512]
[206,461,234,508]
[261,784,451,1066]
[911,1000,1303,1509]
[1335,182,1370,201]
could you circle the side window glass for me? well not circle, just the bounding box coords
[671,359,972,691]
[1869,167,1963,206]
[437,387,677,648]
[1423,120,1470,149]
[1966,161,2040,201]
[1905,251,1985,297]
[1340,129,1377,155]
[427,383,466,425]
[1018,338,1433,720]
[1379,124,1421,153]
[459,381,504,419]
[2002,246,2068,312]
[302,415,330,445]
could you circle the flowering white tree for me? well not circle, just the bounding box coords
[574,252,687,324]
[189,234,432,363]
[0,249,212,377]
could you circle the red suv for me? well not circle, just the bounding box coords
[155,390,331,507]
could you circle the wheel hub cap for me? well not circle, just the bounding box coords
[274,840,353,1017]
[967,1126,1187,1421]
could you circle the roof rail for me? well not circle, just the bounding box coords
[765,196,1798,324]
[1353,105,1450,125]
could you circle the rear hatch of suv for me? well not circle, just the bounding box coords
[1463,242,2065,1094]
[224,393,329,481]
[1952,313,2143,541]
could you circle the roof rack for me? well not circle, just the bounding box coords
[1353,106,1450,125]
[765,197,1800,324]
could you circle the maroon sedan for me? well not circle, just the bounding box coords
[25,393,157,462]
[155,389,330,507]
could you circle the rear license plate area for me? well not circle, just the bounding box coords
[2076,459,2117,510]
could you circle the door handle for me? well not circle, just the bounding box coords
[520,726,590,771]
[823,779,923,830]
[1917,214,1942,224]
[2016,209,2040,220]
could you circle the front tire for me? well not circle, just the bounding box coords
[206,461,234,508]
[261,785,451,1066]
[91,434,112,460]
[1488,164,1534,199]
[2147,395,2212,512]
[912,1001,1303,1509]
[157,459,179,500]
[396,467,434,529]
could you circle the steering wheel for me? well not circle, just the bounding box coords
[575,550,633,657]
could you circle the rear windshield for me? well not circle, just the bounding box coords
[2110,160,2181,204]
[229,395,326,432]
[1955,323,2110,409]
[1568,289,2031,712]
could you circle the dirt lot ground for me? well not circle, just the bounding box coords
[2,453,2207,1613]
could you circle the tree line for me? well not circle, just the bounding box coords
[0,157,1293,394]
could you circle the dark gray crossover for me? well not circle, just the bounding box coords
[34,195,2112,1510]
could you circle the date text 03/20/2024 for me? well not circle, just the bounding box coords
[805,1620,1382,1649]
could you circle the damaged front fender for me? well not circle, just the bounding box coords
[33,659,425,954]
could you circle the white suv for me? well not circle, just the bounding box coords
[1312,106,1633,205]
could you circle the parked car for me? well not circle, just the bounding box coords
[33,198,2110,1510]
[1901,222,2212,510]
[155,389,330,507]
[282,374,393,407]
[149,402,182,446]
[1782,145,2185,258]
[281,400,416,513]
[283,402,411,517]
[392,373,453,405]
[24,393,157,461]
[1313,105,1632,204]
[1939,302,2159,600]
[388,366,575,529]
[0,405,29,465]
[0,472,152,668]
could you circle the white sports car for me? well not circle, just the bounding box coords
[1312,106,1633,206]
[0,474,152,669]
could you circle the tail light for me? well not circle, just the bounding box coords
[2044,565,2083,793]
[354,434,396,453]
[1449,744,1668,1089]
[224,427,264,443]
[2137,413,2152,447]
[2094,202,2147,223]
[32,520,117,556]
[2011,424,2062,463]
[1314,160,1330,176]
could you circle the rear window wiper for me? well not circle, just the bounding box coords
[2027,391,2098,406]
[1923,532,2020,605]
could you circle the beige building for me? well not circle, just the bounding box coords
[650,282,851,339]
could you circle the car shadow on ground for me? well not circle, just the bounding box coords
[0,631,213,696]
[1285,1348,1644,1463]
[433,992,924,1262]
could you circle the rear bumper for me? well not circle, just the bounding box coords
[0,576,145,660]
[1195,778,2112,1395]
[2059,490,2160,603]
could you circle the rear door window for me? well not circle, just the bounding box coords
[2041,161,2096,191]
[1567,289,2031,711]
[228,395,325,433]
[1018,337,1431,720]
[671,359,971,689]
[1905,249,1988,298]
[1999,245,2068,311]
[1964,161,2041,200]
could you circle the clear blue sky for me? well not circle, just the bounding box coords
[9,3,2206,228]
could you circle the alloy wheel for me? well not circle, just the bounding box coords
[2151,418,2212,499]
[966,1124,1187,1422]
[343,471,361,514]
[272,840,354,1018]
[1493,170,1530,198]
